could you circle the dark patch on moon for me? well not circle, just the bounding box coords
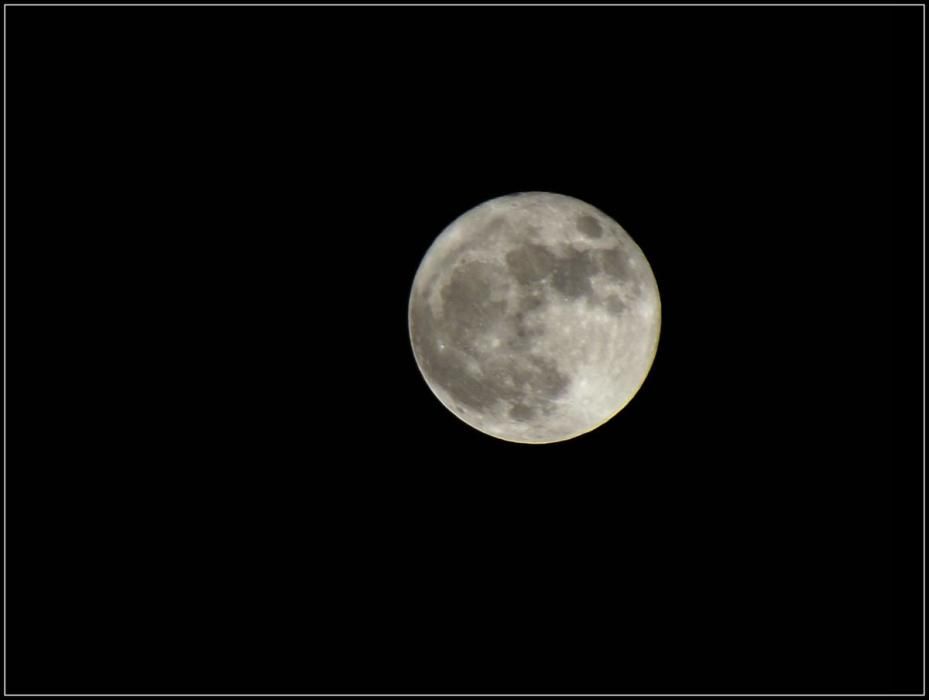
[506,244,558,285]
[484,215,507,237]
[509,403,536,421]
[522,355,570,397]
[577,215,602,238]
[437,357,502,412]
[507,309,544,351]
[440,260,508,341]
[413,239,636,422]
[603,294,627,316]
[411,260,570,420]
[598,247,632,280]
[410,303,505,414]
[520,291,546,312]
[552,248,597,300]
[465,216,508,255]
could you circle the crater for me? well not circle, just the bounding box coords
[576,215,602,239]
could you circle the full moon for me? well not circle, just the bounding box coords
[408,192,661,444]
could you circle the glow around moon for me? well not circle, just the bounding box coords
[408,192,661,444]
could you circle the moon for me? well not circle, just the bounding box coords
[408,192,661,444]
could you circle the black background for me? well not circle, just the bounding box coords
[7,4,923,696]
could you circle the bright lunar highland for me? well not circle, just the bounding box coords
[408,192,661,444]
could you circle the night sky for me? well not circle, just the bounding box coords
[8,4,922,695]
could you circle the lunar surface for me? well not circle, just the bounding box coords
[408,192,661,444]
